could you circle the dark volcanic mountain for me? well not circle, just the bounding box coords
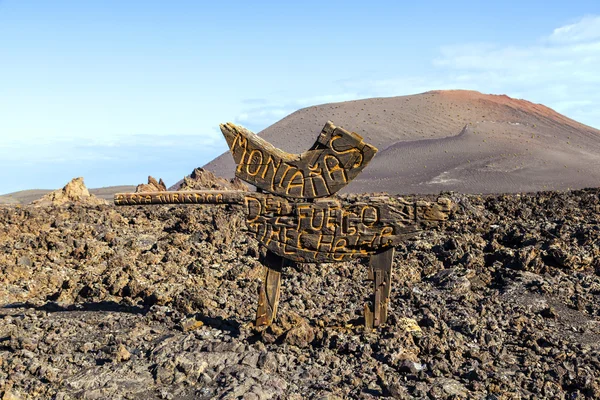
[203,90,600,194]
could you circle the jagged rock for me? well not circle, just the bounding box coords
[114,344,131,362]
[180,317,204,332]
[396,318,422,337]
[430,378,469,397]
[431,268,473,294]
[285,318,315,347]
[31,177,107,206]
[135,176,167,193]
[179,168,248,191]
[1,188,600,398]
[2,391,23,400]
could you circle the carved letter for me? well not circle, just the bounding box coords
[332,238,348,261]
[277,163,294,188]
[361,206,379,227]
[246,149,264,176]
[233,133,249,173]
[323,155,347,185]
[307,162,330,197]
[245,196,262,223]
[379,226,394,246]
[330,134,363,168]
[286,170,304,196]
[262,155,282,190]
[297,205,313,230]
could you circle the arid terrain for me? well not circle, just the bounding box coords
[204,90,600,194]
[1,90,600,399]
[1,180,600,399]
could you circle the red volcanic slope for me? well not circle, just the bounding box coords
[202,90,600,194]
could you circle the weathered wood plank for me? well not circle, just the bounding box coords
[364,248,394,329]
[114,190,246,205]
[256,250,284,327]
[242,193,451,263]
[115,190,452,263]
[220,121,378,199]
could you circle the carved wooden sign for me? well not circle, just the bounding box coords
[116,190,452,264]
[220,122,377,198]
[243,193,451,263]
[115,121,453,329]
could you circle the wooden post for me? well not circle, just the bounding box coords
[364,247,394,329]
[256,250,285,327]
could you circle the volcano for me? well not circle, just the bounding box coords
[203,90,600,194]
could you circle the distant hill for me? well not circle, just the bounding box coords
[202,90,600,194]
[0,185,136,205]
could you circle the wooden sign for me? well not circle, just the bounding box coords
[220,122,377,198]
[243,193,451,263]
[115,121,453,330]
[115,190,451,264]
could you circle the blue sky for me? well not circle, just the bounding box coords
[1,1,599,193]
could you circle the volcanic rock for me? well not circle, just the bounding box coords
[172,167,248,191]
[282,315,315,348]
[31,177,107,206]
[135,176,167,193]
[204,90,600,194]
[2,188,600,398]
[114,344,131,362]
[1,391,22,400]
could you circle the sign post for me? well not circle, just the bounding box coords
[115,121,453,328]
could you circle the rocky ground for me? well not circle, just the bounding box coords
[1,188,600,399]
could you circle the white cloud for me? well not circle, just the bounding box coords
[548,15,600,43]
